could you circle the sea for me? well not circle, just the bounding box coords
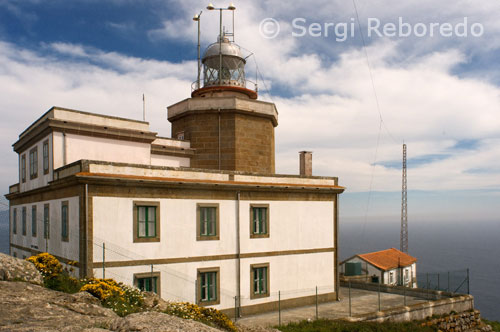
[0,211,498,320]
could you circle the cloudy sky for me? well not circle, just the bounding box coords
[0,0,499,223]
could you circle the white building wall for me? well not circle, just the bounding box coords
[62,133,152,168]
[92,196,336,310]
[239,201,334,253]
[150,154,190,168]
[10,196,80,263]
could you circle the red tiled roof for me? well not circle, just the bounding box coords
[358,248,417,271]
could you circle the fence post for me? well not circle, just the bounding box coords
[315,286,318,320]
[102,242,105,279]
[150,264,154,292]
[348,281,352,317]
[426,273,429,300]
[467,269,470,295]
[403,284,406,306]
[378,282,381,311]
[448,271,451,292]
[278,291,281,327]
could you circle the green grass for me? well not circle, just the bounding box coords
[276,319,437,332]
[483,319,500,332]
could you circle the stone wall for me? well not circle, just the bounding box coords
[171,111,275,174]
[421,310,492,332]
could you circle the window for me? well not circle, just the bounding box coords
[134,272,160,294]
[31,205,37,237]
[197,267,220,306]
[43,204,50,239]
[250,263,270,299]
[61,201,69,241]
[22,207,26,236]
[43,140,49,174]
[21,154,26,183]
[12,208,17,235]
[250,204,269,238]
[29,147,38,179]
[133,201,160,243]
[389,271,394,284]
[197,203,219,241]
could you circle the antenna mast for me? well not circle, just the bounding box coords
[400,143,408,253]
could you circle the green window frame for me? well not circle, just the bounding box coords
[133,201,160,243]
[250,204,269,238]
[21,154,26,183]
[12,208,17,235]
[61,201,69,241]
[31,205,37,237]
[43,140,49,174]
[250,263,270,299]
[200,272,217,302]
[29,147,38,179]
[22,207,26,236]
[196,203,219,241]
[43,204,50,239]
[138,206,156,238]
[197,267,220,306]
[137,277,158,293]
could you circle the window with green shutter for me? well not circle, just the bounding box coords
[138,206,156,238]
[200,271,217,302]
[12,208,17,235]
[22,207,26,235]
[43,140,49,174]
[250,263,270,299]
[250,205,269,238]
[61,201,69,241]
[197,204,219,241]
[197,267,220,306]
[133,202,160,243]
[31,205,37,237]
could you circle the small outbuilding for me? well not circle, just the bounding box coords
[340,248,417,288]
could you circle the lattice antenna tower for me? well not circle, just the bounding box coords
[400,143,408,253]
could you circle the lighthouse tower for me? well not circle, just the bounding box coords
[167,14,278,174]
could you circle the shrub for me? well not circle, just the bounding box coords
[80,278,124,301]
[26,253,63,279]
[80,278,144,317]
[26,253,81,293]
[163,301,237,332]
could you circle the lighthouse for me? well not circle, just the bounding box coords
[167,7,278,174]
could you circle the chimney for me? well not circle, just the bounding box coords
[299,151,312,176]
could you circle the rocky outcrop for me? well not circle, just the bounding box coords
[0,280,116,332]
[109,312,221,332]
[0,252,43,285]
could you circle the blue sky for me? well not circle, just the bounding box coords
[1,0,499,224]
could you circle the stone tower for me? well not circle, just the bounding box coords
[167,34,278,174]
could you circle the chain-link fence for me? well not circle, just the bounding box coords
[416,269,470,294]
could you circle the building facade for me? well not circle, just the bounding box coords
[6,31,345,316]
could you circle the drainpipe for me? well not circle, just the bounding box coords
[218,108,221,170]
[236,191,241,316]
[62,132,67,166]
